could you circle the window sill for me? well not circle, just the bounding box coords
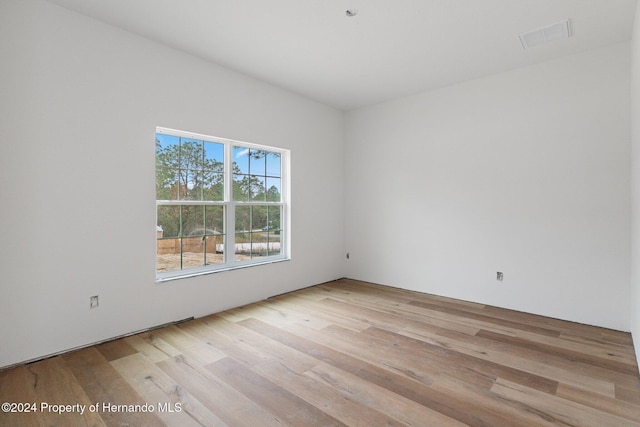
[156,257,290,283]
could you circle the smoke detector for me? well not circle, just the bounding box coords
[345,9,358,17]
[519,19,571,50]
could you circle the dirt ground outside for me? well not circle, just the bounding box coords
[156,251,271,272]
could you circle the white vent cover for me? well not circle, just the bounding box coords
[519,19,571,50]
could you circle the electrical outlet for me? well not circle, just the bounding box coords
[497,272,503,281]
[90,295,99,309]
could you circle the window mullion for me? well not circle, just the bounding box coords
[225,142,235,267]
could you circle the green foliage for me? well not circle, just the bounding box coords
[156,139,224,201]
[233,174,265,201]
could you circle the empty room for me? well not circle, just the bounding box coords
[2,0,640,425]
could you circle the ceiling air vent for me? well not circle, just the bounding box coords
[519,19,571,50]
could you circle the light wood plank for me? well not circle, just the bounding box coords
[207,357,346,426]
[306,362,466,427]
[124,334,173,363]
[157,354,285,426]
[111,353,227,427]
[400,325,618,397]
[62,347,165,427]
[491,378,638,427]
[556,382,640,423]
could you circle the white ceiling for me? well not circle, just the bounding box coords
[45,0,637,110]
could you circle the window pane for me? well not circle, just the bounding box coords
[266,152,281,177]
[250,175,266,202]
[178,169,203,200]
[157,205,180,237]
[235,205,251,233]
[251,206,268,230]
[233,174,265,201]
[235,236,251,262]
[205,205,224,235]
[251,206,269,258]
[182,205,205,237]
[233,146,249,174]
[249,149,266,175]
[156,134,181,200]
[204,234,224,265]
[252,229,268,258]
[179,138,204,171]
[156,167,179,200]
[233,174,250,201]
[203,172,223,200]
[230,206,282,259]
[157,205,181,273]
[204,141,224,171]
[203,141,224,201]
[266,177,281,202]
[267,232,281,256]
[157,239,181,273]
[267,206,281,232]
[235,205,251,261]
[204,205,224,265]
[267,205,281,256]
[157,133,179,149]
[156,134,180,169]
[181,237,205,269]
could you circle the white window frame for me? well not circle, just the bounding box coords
[156,127,290,282]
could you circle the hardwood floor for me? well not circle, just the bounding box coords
[1,278,639,426]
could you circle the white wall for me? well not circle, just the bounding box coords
[631,4,640,365]
[0,0,345,368]
[345,43,631,331]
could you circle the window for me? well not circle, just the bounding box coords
[156,128,289,280]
